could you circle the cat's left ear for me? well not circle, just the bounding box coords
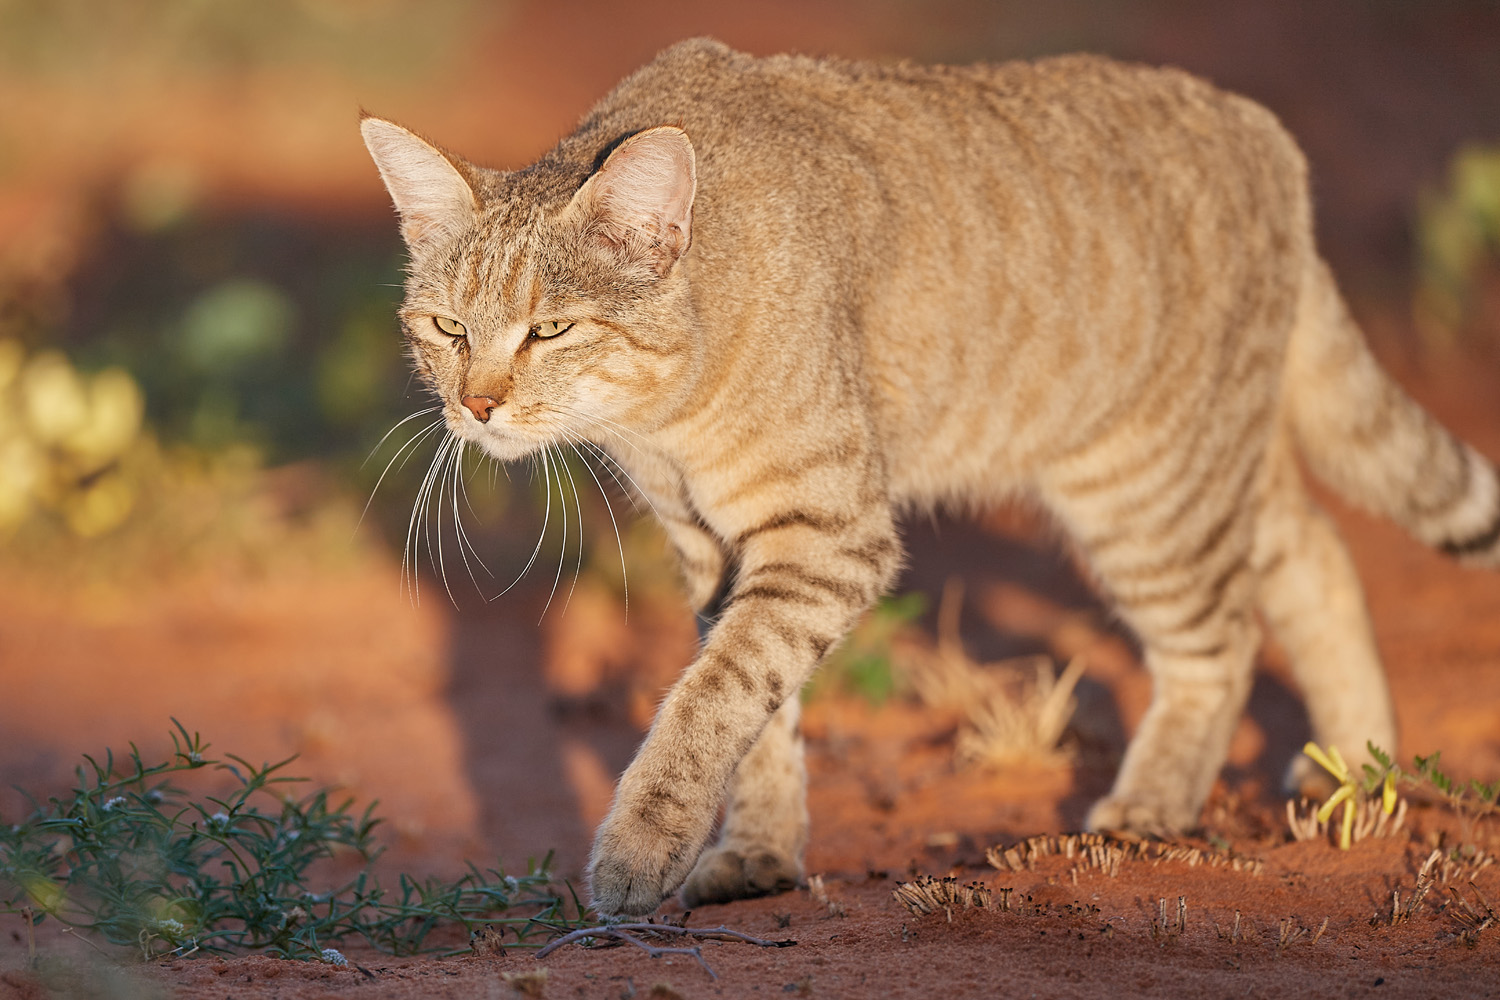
[360,114,479,247]
[569,126,697,277]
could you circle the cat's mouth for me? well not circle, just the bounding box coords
[455,417,544,463]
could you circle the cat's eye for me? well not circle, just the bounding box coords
[529,320,573,340]
[433,316,467,337]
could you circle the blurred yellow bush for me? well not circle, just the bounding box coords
[0,341,145,537]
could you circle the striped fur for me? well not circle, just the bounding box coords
[362,40,1500,916]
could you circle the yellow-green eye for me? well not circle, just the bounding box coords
[434,316,467,337]
[530,320,573,339]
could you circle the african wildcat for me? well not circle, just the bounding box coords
[361,39,1500,917]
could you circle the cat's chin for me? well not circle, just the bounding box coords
[467,431,544,463]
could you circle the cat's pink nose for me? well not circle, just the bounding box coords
[462,395,499,422]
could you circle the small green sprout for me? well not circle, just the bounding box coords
[1302,742,1398,850]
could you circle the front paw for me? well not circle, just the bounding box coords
[587,809,705,917]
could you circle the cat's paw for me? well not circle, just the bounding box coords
[681,846,802,908]
[587,811,704,917]
[1085,795,1198,836]
[1282,755,1339,802]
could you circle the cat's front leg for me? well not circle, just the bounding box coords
[587,509,899,916]
[680,693,807,907]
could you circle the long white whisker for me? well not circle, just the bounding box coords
[413,434,456,605]
[553,405,653,458]
[578,438,661,522]
[553,404,653,453]
[431,438,461,607]
[361,406,441,469]
[404,432,451,604]
[451,441,494,591]
[358,417,445,531]
[566,436,629,618]
[555,443,586,616]
[538,446,569,623]
[569,437,642,514]
[492,446,552,601]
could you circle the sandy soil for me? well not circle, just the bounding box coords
[1,355,1498,999]
[4,2,1500,997]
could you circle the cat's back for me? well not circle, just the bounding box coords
[562,42,1314,502]
[581,39,1302,199]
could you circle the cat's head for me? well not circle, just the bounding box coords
[361,115,698,461]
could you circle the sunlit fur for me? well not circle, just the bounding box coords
[364,40,1500,917]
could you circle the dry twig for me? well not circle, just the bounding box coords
[534,923,795,980]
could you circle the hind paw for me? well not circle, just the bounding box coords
[681,846,801,908]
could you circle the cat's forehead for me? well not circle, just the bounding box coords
[409,202,587,325]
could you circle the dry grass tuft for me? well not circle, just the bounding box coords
[901,580,1084,768]
[891,875,994,919]
[987,831,1264,880]
[1286,795,1407,846]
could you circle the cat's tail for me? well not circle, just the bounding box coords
[1285,257,1500,568]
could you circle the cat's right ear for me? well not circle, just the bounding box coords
[360,114,478,247]
[566,126,697,278]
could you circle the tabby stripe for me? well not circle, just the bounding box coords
[713,443,856,508]
[734,510,852,548]
[593,317,675,356]
[1119,556,1248,613]
[1343,379,1400,448]
[1406,435,1472,521]
[731,583,822,607]
[838,535,898,571]
[500,242,529,308]
[1440,503,1500,558]
[808,633,837,659]
[739,562,867,604]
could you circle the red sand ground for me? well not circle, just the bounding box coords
[2,357,1499,999]
[3,3,1500,997]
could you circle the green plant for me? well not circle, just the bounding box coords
[0,722,586,960]
[1300,742,1500,850]
[804,592,927,705]
[1414,145,1500,348]
[1300,742,1399,850]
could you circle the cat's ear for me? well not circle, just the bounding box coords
[570,126,697,277]
[360,114,478,247]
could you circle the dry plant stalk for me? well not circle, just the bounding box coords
[902,579,1085,767]
[1286,795,1407,846]
[987,831,1264,879]
[891,875,994,920]
[1448,881,1497,946]
[806,874,846,918]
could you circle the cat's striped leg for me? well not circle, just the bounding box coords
[680,694,807,907]
[1048,439,1267,834]
[1253,432,1396,797]
[587,501,899,916]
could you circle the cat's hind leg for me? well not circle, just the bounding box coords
[1252,430,1397,796]
[1046,432,1266,834]
[680,694,807,907]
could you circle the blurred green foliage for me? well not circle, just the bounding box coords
[805,592,928,705]
[1415,145,1500,348]
[59,213,414,471]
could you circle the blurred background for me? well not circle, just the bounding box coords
[1,0,1499,885]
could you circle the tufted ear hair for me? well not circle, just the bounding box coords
[568,126,697,277]
[360,114,479,247]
